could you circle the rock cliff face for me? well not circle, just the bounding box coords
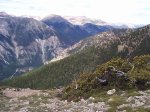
[0,13,64,79]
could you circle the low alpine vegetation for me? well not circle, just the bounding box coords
[63,55,150,101]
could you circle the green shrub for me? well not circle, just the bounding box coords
[63,55,150,100]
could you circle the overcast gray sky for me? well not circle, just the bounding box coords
[0,0,150,24]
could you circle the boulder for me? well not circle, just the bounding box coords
[107,89,116,95]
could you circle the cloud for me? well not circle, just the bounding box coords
[0,0,150,24]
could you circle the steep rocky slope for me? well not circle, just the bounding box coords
[0,13,64,80]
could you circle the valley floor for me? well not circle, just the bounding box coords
[0,88,150,112]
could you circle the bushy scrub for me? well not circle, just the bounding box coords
[63,55,150,101]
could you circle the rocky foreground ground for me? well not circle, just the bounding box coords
[0,88,150,112]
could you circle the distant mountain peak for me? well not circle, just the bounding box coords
[42,14,70,24]
[111,23,145,29]
[64,16,107,25]
[0,12,9,17]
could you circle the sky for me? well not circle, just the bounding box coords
[0,0,150,24]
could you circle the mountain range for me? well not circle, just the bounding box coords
[1,24,150,89]
[0,13,112,80]
[0,12,147,80]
